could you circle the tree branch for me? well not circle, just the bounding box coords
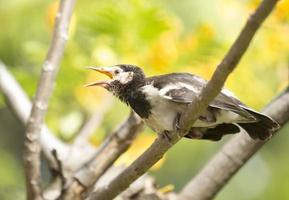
[60,111,144,200]
[0,61,68,170]
[179,86,289,200]
[89,0,280,199]
[23,0,76,199]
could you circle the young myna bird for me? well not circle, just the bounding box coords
[86,64,279,141]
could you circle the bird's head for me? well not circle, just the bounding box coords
[85,64,146,93]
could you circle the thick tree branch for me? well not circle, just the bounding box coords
[89,0,279,199]
[179,86,289,200]
[23,0,76,199]
[60,112,144,200]
[0,61,68,170]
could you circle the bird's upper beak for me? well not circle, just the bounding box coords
[84,66,113,88]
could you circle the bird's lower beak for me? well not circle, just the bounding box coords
[85,66,113,88]
[84,81,111,88]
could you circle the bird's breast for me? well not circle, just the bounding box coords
[141,85,182,133]
[144,102,180,133]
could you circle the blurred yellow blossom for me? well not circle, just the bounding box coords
[276,0,289,21]
[147,32,179,71]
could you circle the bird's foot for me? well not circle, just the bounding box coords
[161,130,173,142]
[161,130,182,143]
[174,113,182,131]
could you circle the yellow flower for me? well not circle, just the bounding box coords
[199,24,215,40]
[276,0,289,21]
[147,32,178,71]
[181,34,198,52]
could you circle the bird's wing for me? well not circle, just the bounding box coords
[147,73,206,91]
[161,87,196,103]
[147,73,256,120]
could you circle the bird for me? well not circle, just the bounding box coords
[85,64,279,141]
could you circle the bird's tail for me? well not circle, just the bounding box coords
[238,108,280,140]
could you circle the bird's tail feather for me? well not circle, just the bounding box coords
[238,108,279,140]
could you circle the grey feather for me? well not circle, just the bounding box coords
[148,73,256,121]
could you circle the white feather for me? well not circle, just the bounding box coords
[222,88,237,98]
[179,82,199,93]
[159,84,180,97]
[118,72,133,84]
[141,84,181,132]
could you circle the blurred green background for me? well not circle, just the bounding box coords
[0,0,288,199]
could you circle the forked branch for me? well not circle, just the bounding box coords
[23,0,76,199]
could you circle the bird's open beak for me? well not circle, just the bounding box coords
[84,66,113,88]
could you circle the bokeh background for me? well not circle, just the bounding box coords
[0,0,289,199]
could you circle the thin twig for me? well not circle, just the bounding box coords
[179,86,289,200]
[88,0,279,199]
[74,95,113,146]
[0,61,68,170]
[60,111,144,200]
[23,0,76,199]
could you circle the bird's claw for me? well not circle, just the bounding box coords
[162,130,172,142]
[174,113,182,131]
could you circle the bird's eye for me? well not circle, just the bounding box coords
[115,70,120,74]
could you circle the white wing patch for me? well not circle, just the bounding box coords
[222,88,237,98]
[140,84,159,100]
[158,83,199,99]
[179,82,200,93]
[159,84,180,97]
